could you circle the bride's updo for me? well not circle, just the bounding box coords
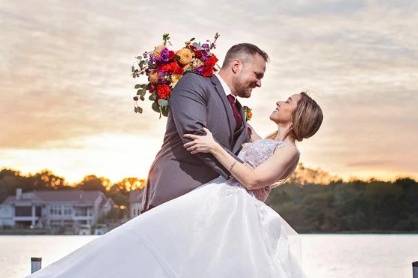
[291,92,323,141]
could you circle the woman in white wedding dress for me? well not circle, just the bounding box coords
[29,92,323,278]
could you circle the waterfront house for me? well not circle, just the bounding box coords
[0,189,114,232]
[0,204,14,227]
[128,189,143,218]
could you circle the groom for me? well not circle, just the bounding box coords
[141,43,268,212]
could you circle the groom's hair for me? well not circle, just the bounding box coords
[222,43,269,68]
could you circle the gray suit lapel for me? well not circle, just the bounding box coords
[210,76,235,146]
[234,127,249,153]
[232,101,250,153]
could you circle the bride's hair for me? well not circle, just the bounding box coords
[266,92,323,142]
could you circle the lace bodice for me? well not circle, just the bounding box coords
[237,139,285,168]
[226,139,286,187]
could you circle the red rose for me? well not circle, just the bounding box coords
[202,65,214,77]
[205,55,218,66]
[172,62,184,75]
[194,50,203,59]
[159,63,173,73]
[168,50,175,60]
[156,84,171,99]
[160,62,183,75]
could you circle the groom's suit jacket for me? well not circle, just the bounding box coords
[141,72,250,212]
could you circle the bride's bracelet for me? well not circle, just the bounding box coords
[229,160,237,172]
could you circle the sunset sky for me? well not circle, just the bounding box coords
[1,0,417,183]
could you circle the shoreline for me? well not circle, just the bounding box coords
[1,229,417,236]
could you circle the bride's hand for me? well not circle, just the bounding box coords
[250,186,271,202]
[183,128,218,154]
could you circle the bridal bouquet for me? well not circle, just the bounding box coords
[132,33,220,117]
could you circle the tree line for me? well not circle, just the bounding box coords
[1,167,417,233]
[267,177,418,233]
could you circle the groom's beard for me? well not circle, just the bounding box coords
[238,87,253,98]
[236,80,257,98]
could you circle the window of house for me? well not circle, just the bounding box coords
[15,206,32,217]
[63,206,72,216]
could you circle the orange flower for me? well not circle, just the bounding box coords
[148,70,159,84]
[243,106,253,121]
[176,48,194,65]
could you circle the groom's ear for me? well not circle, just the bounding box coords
[231,60,242,74]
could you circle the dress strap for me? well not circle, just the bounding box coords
[272,140,286,154]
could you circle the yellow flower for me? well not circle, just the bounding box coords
[171,74,182,85]
[192,58,203,68]
[176,48,194,65]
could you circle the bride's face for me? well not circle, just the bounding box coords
[270,93,302,124]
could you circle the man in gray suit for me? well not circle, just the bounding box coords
[141,43,268,212]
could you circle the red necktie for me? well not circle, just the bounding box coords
[227,94,243,130]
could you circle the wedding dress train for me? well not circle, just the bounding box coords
[29,139,306,278]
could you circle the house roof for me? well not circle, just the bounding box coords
[3,190,106,205]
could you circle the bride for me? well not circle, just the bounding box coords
[29,92,323,278]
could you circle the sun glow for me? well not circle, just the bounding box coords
[0,133,162,184]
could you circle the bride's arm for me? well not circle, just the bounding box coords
[184,128,299,190]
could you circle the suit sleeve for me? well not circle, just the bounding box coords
[169,73,234,178]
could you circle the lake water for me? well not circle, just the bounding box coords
[0,234,417,278]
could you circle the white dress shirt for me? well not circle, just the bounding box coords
[214,73,235,101]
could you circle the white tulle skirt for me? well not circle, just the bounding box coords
[29,177,306,278]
